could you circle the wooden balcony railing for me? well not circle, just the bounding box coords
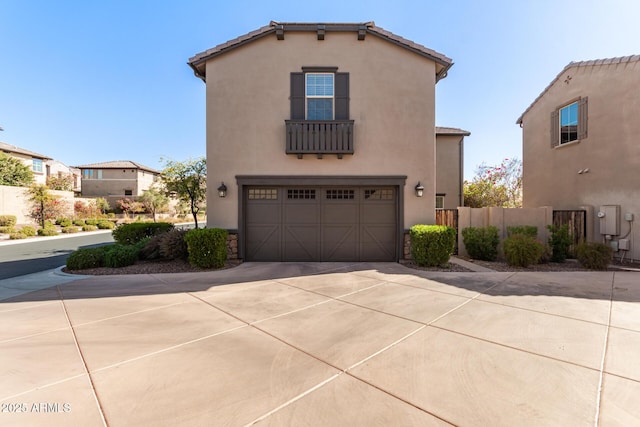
[285,120,354,158]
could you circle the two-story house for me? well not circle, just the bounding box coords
[189,21,459,262]
[0,141,52,185]
[75,160,160,207]
[517,55,640,261]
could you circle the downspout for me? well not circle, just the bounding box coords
[459,137,464,207]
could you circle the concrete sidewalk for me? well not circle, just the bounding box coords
[0,262,638,426]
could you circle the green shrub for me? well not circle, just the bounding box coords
[410,225,456,267]
[104,245,139,268]
[185,228,228,268]
[503,234,545,267]
[61,226,79,233]
[506,226,538,239]
[97,220,115,230]
[82,225,98,232]
[66,246,109,270]
[85,219,99,226]
[139,234,163,260]
[576,242,612,270]
[159,229,189,260]
[0,226,15,234]
[73,219,86,226]
[9,232,27,240]
[37,227,58,236]
[548,224,572,263]
[0,215,17,227]
[20,226,37,237]
[112,222,174,245]
[461,226,500,261]
[55,218,73,227]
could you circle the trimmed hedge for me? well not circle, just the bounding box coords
[97,220,115,230]
[184,228,228,268]
[66,246,109,270]
[37,227,58,236]
[0,226,15,234]
[461,226,500,261]
[21,226,36,237]
[9,232,27,240]
[112,222,174,245]
[82,225,98,232]
[506,226,538,239]
[73,219,86,226]
[61,226,80,234]
[0,215,17,227]
[104,245,139,268]
[410,225,456,267]
[56,218,73,227]
[576,242,612,270]
[503,234,545,267]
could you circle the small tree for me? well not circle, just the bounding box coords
[95,197,110,215]
[161,157,206,228]
[0,152,34,187]
[139,186,169,222]
[117,198,133,218]
[26,184,69,227]
[46,174,73,191]
[464,158,522,208]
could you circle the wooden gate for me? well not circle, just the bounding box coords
[436,209,459,254]
[552,210,586,255]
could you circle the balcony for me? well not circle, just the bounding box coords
[285,120,354,159]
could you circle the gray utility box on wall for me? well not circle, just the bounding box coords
[598,205,620,235]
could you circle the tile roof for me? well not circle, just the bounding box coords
[188,21,452,82]
[74,160,160,174]
[436,126,471,136]
[0,141,52,160]
[516,54,640,124]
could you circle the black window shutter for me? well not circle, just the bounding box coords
[550,109,559,148]
[290,72,305,120]
[578,97,588,140]
[334,72,350,120]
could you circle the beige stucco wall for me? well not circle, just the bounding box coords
[0,185,74,224]
[519,59,640,260]
[5,152,47,185]
[81,169,158,205]
[436,134,464,208]
[204,31,438,230]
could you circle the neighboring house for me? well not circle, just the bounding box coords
[516,55,640,261]
[74,160,160,206]
[189,21,462,261]
[0,141,52,185]
[436,127,470,209]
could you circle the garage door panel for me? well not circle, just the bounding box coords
[361,204,395,224]
[284,225,318,260]
[323,225,357,260]
[322,204,358,223]
[246,225,281,261]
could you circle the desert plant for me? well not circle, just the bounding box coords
[461,226,500,261]
[82,225,98,232]
[159,229,189,260]
[85,219,99,226]
[73,219,86,226]
[409,224,456,267]
[56,218,73,227]
[37,226,58,236]
[9,232,27,240]
[66,246,110,270]
[503,234,545,267]
[20,226,37,237]
[0,226,15,234]
[575,242,612,270]
[547,224,573,263]
[139,234,163,260]
[506,225,538,239]
[61,226,80,233]
[112,222,174,245]
[184,228,227,268]
[0,215,17,227]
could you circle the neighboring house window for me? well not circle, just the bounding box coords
[32,158,43,173]
[83,169,103,179]
[306,73,334,120]
[551,97,588,147]
[290,68,349,120]
[124,189,133,196]
[435,195,445,209]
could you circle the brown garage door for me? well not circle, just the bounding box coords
[246,187,397,261]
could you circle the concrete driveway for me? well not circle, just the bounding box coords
[1,262,638,426]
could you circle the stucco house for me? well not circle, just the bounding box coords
[189,21,464,262]
[436,127,470,210]
[1,141,52,185]
[75,160,160,206]
[517,55,640,261]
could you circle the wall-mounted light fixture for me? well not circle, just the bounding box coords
[217,182,227,198]
[415,182,424,197]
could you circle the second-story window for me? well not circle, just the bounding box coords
[306,73,334,120]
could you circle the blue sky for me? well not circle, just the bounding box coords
[1,0,639,179]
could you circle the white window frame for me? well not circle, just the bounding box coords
[305,73,334,120]
[32,158,43,173]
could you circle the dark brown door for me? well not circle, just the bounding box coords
[245,187,396,261]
